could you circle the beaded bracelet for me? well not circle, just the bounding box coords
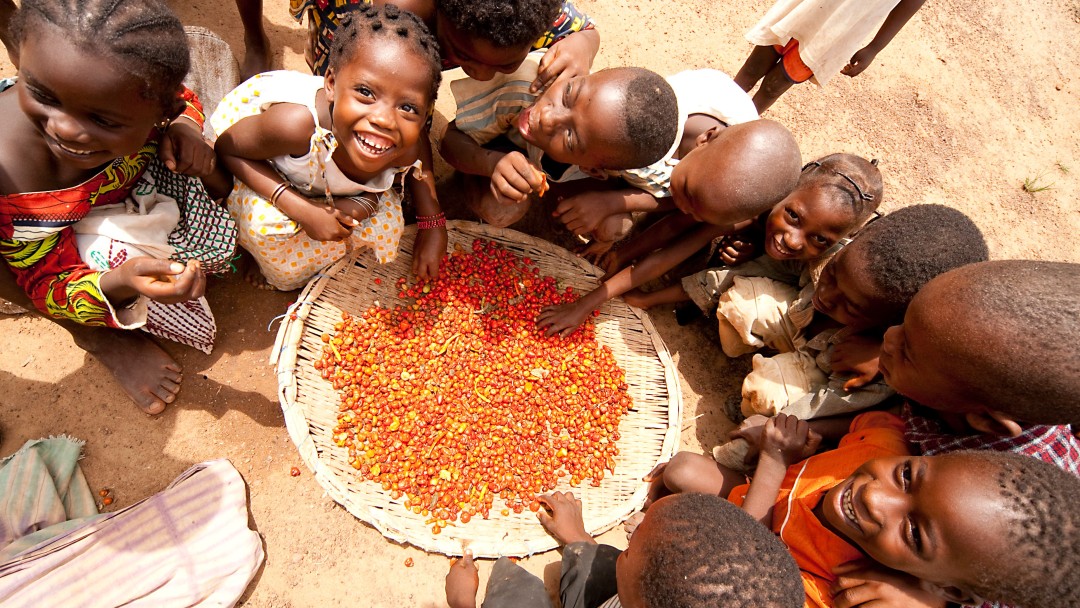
[416,212,446,230]
[269,182,291,208]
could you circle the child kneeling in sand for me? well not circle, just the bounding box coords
[445,491,805,608]
[213,5,447,291]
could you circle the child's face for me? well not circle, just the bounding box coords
[615,496,667,608]
[435,12,533,81]
[763,190,854,261]
[878,291,975,413]
[669,127,747,226]
[812,245,901,331]
[516,70,628,170]
[325,36,433,180]
[822,454,1008,601]
[16,25,163,171]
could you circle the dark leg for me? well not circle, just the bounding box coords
[751,62,797,114]
[236,0,270,79]
[734,45,782,93]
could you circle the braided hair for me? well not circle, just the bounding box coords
[437,0,562,49]
[639,493,805,608]
[10,0,190,115]
[799,153,883,225]
[328,3,442,102]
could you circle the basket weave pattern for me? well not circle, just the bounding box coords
[273,221,682,557]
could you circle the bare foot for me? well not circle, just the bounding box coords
[445,551,479,608]
[236,249,277,291]
[622,511,645,541]
[69,326,182,415]
[241,33,271,80]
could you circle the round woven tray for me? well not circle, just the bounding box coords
[272,221,682,557]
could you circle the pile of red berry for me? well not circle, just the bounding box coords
[315,238,633,534]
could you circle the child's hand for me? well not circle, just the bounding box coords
[536,300,592,338]
[830,334,884,391]
[831,562,947,608]
[445,550,479,608]
[537,491,594,545]
[728,414,771,466]
[413,224,447,281]
[759,414,822,467]
[841,46,880,78]
[490,152,545,205]
[531,31,597,93]
[118,258,206,305]
[159,119,217,177]
[717,235,759,266]
[292,199,357,242]
[552,193,612,236]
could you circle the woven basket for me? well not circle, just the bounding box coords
[272,221,682,557]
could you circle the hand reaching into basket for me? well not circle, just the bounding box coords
[445,550,479,608]
[537,491,596,546]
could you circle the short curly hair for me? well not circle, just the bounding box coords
[945,451,1080,608]
[799,154,883,226]
[916,260,1080,426]
[437,0,562,48]
[639,493,805,608]
[11,0,190,116]
[329,3,442,101]
[853,204,989,311]
[600,67,679,170]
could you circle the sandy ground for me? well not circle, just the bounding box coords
[1,0,1078,606]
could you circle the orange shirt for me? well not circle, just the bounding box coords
[729,412,909,608]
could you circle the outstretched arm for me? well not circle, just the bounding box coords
[842,0,927,77]
[409,133,447,281]
[740,415,821,526]
[537,221,730,336]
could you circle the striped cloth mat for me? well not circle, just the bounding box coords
[0,442,263,607]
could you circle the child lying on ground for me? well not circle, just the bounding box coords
[535,119,802,336]
[672,413,1080,608]
[445,491,804,608]
[708,204,989,470]
[213,6,447,290]
[443,53,758,252]
[0,0,236,414]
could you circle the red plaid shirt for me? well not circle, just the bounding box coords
[902,402,1080,477]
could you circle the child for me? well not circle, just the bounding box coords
[624,154,883,313]
[536,119,802,336]
[290,0,599,85]
[744,414,1080,607]
[710,205,988,467]
[445,491,805,608]
[212,5,447,291]
[443,54,758,245]
[0,0,235,414]
[735,0,927,112]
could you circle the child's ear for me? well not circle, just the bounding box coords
[921,580,978,605]
[324,68,336,98]
[964,409,1025,437]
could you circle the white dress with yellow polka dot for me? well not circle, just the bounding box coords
[210,71,418,291]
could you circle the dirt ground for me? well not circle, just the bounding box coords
[1,0,1078,606]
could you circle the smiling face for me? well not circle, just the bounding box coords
[812,245,901,331]
[822,455,1009,601]
[764,189,855,261]
[325,35,433,181]
[515,70,628,170]
[16,25,162,171]
[436,12,533,81]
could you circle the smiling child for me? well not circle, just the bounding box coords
[213,5,447,290]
